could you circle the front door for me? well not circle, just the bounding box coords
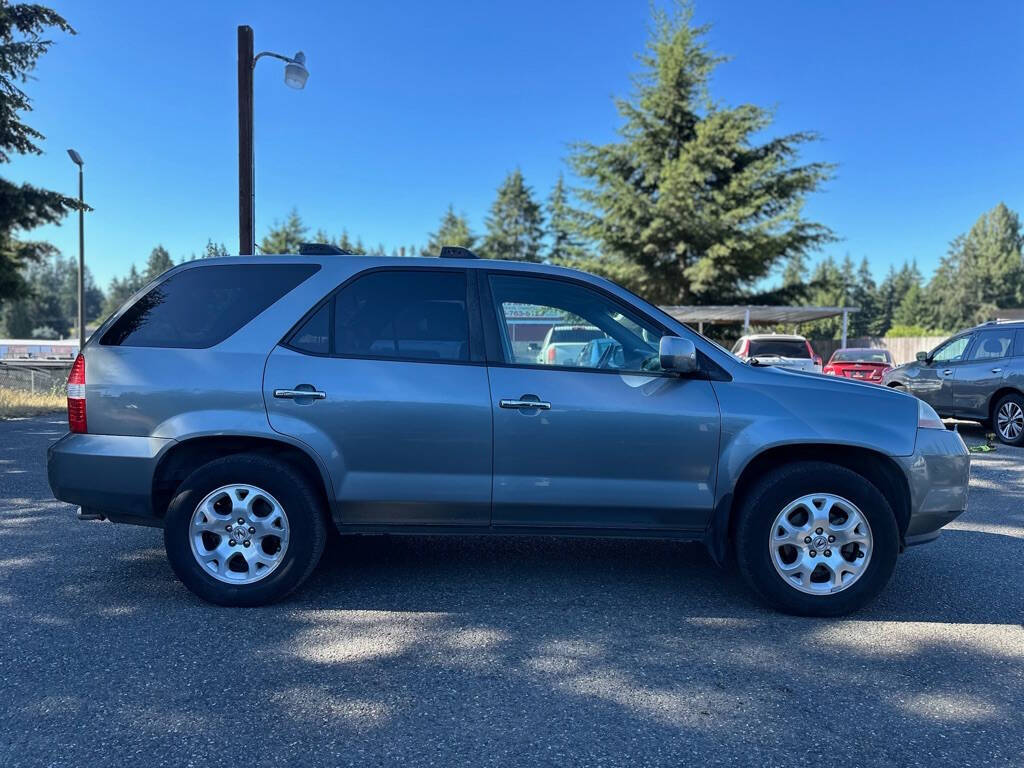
[482,272,720,531]
[264,268,492,526]
[910,333,974,414]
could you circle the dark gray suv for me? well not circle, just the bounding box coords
[882,322,1024,445]
[47,252,970,615]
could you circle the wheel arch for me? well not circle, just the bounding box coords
[151,434,333,521]
[988,386,1023,422]
[706,443,911,565]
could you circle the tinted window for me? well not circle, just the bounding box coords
[333,271,469,362]
[747,339,810,358]
[549,327,604,343]
[489,274,667,372]
[1016,330,1024,357]
[290,303,330,354]
[101,264,319,348]
[831,349,892,363]
[969,330,1014,361]
[932,335,971,363]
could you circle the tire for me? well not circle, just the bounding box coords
[993,392,1024,446]
[734,461,899,617]
[163,453,327,606]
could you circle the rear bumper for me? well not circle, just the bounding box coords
[895,427,971,544]
[47,432,173,525]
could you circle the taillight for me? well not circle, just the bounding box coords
[67,353,86,433]
[547,346,557,364]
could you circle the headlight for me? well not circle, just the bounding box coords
[918,400,945,430]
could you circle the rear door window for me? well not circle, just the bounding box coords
[968,330,1014,361]
[288,269,471,363]
[101,264,319,348]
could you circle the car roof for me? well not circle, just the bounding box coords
[745,334,807,341]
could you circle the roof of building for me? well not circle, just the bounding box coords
[659,305,858,325]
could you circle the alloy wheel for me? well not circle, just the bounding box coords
[188,484,290,584]
[769,493,873,595]
[996,401,1024,441]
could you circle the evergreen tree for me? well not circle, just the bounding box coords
[259,209,307,254]
[0,3,76,302]
[422,205,476,256]
[570,1,833,304]
[203,240,229,258]
[102,264,145,317]
[849,258,878,337]
[481,169,544,262]
[891,281,926,329]
[546,173,587,262]
[143,245,174,281]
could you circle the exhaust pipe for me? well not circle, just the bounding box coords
[77,508,105,522]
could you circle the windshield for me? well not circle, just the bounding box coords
[747,339,810,358]
[831,349,891,363]
[549,327,604,343]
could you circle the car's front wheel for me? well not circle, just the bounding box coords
[735,461,899,617]
[164,453,327,606]
[993,392,1024,446]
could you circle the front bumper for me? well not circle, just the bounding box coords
[895,427,970,544]
[47,432,174,526]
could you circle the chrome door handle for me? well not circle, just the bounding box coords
[942,369,953,376]
[274,388,326,400]
[500,398,551,410]
[991,368,1002,374]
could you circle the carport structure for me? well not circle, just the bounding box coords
[659,305,859,347]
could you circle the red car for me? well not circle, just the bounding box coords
[823,348,894,383]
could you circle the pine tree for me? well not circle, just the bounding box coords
[481,169,544,262]
[546,173,587,262]
[143,246,174,281]
[570,1,833,304]
[103,265,145,317]
[849,258,878,337]
[259,209,307,254]
[422,205,476,256]
[0,4,76,302]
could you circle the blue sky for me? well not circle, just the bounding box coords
[7,0,1023,287]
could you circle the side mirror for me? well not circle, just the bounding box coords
[916,351,929,363]
[659,336,698,374]
[527,342,540,351]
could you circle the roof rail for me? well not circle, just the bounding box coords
[298,243,357,256]
[439,246,478,259]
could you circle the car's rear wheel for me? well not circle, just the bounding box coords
[993,393,1024,446]
[735,461,899,617]
[164,453,327,606]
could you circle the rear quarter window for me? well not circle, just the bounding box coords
[100,263,319,348]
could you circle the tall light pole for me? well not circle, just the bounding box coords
[67,149,85,351]
[237,26,309,255]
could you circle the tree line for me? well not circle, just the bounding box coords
[1,2,1021,342]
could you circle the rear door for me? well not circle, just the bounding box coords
[481,272,721,532]
[953,328,1015,418]
[264,267,493,526]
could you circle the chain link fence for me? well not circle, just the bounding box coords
[0,363,70,395]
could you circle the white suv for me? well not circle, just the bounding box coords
[731,334,823,373]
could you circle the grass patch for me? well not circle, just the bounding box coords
[0,386,66,418]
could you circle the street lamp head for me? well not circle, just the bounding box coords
[67,148,84,166]
[284,51,308,89]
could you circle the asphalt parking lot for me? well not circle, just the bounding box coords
[1,416,1021,767]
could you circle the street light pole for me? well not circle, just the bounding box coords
[237,26,309,256]
[67,149,85,350]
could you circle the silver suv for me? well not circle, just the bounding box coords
[47,252,970,615]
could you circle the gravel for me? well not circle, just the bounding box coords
[1,416,1021,767]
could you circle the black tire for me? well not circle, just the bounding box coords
[163,453,327,606]
[992,392,1024,446]
[734,461,899,617]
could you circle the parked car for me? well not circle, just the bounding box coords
[536,325,604,366]
[575,337,624,369]
[731,334,823,373]
[824,348,894,383]
[882,321,1024,445]
[48,252,969,616]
